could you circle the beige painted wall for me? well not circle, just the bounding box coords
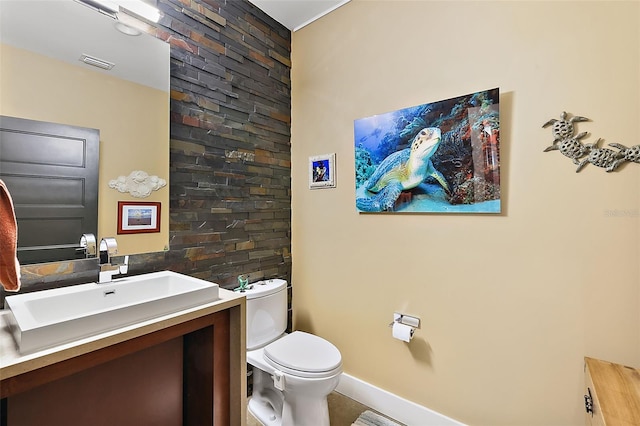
[0,44,169,255]
[290,1,639,425]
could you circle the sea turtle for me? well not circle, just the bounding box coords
[356,127,449,212]
[544,131,591,164]
[576,139,625,172]
[542,111,589,142]
[609,143,640,165]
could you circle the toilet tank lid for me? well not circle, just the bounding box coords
[240,278,287,299]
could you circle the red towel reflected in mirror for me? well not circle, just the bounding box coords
[0,179,21,291]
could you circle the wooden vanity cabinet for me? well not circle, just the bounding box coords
[584,357,640,426]
[1,302,246,426]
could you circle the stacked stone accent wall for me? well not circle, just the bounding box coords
[160,0,292,289]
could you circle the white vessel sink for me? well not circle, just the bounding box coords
[4,271,219,354]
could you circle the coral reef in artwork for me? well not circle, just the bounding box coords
[354,88,500,213]
[542,112,640,172]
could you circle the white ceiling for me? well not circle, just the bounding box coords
[248,0,349,31]
[0,1,169,91]
[0,0,345,91]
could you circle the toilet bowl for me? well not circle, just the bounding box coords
[243,279,342,426]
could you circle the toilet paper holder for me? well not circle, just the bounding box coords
[388,312,420,329]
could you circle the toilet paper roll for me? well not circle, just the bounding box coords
[392,322,414,342]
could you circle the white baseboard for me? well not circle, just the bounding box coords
[335,373,466,426]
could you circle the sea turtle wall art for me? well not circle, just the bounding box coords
[354,88,501,213]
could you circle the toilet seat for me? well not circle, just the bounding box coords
[263,331,342,379]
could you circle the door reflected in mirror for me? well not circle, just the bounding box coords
[0,0,170,263]
[0,115,100,264]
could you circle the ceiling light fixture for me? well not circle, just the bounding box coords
[114,21,142,36]
[79,53,116,70]
[75,0,161,23]
[117,0,161,23]
[75,0,118,19]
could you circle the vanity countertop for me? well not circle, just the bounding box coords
[0,287,245,380]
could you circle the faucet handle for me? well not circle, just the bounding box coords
[119,255,129,274]
[98,253,129,284]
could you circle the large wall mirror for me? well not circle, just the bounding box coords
[0,0,170,263]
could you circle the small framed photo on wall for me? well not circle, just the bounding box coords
[309,153,336,189]
[117,201,161,234]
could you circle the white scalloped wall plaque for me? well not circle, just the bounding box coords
[108,170,167,198]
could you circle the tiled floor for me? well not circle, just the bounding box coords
[247,391,370,426]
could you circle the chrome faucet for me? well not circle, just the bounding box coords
[98,237,129,283]
[78,233,97,258]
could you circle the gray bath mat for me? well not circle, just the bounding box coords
[352,410,403,426]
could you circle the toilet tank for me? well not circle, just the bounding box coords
[243,279,287,350]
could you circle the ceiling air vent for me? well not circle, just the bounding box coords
[79,54,115,70]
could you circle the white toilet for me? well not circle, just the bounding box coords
[243,278,342,426]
